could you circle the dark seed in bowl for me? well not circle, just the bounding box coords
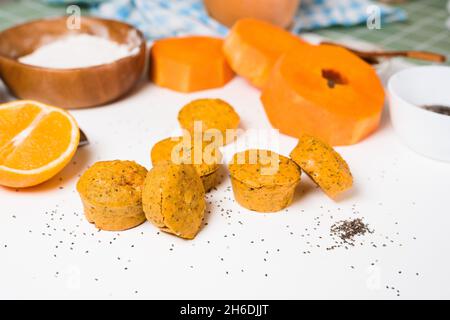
[421,105,450,116]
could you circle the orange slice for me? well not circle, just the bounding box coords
[0,100,79,188]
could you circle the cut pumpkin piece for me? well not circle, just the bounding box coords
[150,36,234,93]
[0,100,79,188]
[223,18,306,88]
[261,44,385,146]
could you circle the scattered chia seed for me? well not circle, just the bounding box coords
[0,175,421,298]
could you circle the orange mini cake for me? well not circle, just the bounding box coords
[178,98,240,146]
[142,162,206,240]
[228,149,301,212]
[290,134,353,199]
[77,160,147,231]
[151,136,222,192]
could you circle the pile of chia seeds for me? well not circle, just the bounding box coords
[328,218,373,250]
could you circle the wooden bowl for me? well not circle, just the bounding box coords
[0,17,146,109]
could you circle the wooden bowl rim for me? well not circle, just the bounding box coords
[0,16,147,73]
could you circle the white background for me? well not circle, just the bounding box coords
[1,73,450,300]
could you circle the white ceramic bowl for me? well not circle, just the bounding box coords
[388,66,450,162]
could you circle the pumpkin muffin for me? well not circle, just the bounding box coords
[76,160,147,231]
[178,98,240,145]
[290,134,353,199]
[228,149,301,213]
[151,136,222,192]
[142,162,206,239]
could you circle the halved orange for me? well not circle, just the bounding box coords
[0,100,79,188]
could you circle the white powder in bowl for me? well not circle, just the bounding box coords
[19,34,138,69]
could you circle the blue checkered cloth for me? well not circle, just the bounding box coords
[91,0,228,39]
[84,0,405,40]
[295,0,406,31]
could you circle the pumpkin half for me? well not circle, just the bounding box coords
[261,44,385,146]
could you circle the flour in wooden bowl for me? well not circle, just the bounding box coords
[19,34,138,69]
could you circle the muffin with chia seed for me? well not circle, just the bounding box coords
[228,149,301,213]
[290,134,353,199]
[151,136,222,192]
[178,98,240,145]
[142,162,206,240]
[76,160,148,231]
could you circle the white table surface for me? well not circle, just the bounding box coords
[1,65,450,300]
